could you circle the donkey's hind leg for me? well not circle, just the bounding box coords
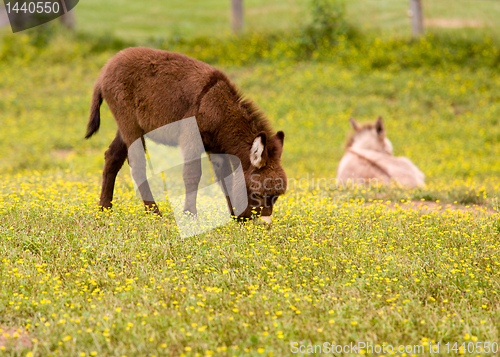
[99,131,128,210]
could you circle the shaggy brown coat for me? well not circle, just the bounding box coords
[85,47,287,220]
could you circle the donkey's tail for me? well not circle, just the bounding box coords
[85,80,103,139]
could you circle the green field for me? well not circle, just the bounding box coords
[1,1,500,356]
[73,0,500,40]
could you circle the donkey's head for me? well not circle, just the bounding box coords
[347,117,393,155]
[237,131,287,223]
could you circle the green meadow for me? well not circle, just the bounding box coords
[1,1,500,356]
[73,0,500,40]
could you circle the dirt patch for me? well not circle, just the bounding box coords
[424,18,484,28]
[366,200,497,215]
[51,149,74,159]
[0,326,32,350]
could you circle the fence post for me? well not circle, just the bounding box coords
[231,0,244,34]
[409,0,423,37]
[60,0,76,30]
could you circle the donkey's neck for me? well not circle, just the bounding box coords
[218,133,255,171]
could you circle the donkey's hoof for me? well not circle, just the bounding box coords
[182,209,197,218]
[99,204,113,212]
[145,206,162,217]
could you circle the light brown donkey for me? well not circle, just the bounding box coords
[85,47,287,222]
[336,117,425,188]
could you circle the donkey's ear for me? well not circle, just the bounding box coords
[349,117,361,131]
[250,132,267,169]
[273,131,285,158]
[276,131,285,147]
[375,116,385,136]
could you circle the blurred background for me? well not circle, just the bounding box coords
[3,0,499,40]
[0,0,500,204]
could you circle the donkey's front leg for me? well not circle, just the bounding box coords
[210,154,235,216]
[182,158,202,215]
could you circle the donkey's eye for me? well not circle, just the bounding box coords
[252,193,265,203]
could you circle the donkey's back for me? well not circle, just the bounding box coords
[95,47,217,142]
[338,148,425,188]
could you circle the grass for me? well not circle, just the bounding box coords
[74,0,307,41]
[1,31,500,201]
[72,0,500,41]
[1,4,500,355]
[0,174,499,356]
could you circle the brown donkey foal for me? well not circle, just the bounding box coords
[85,47,287,223]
